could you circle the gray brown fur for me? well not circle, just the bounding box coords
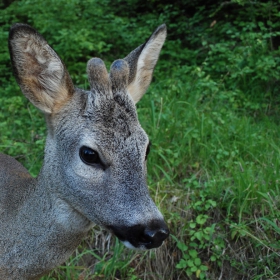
[0,23,168,279]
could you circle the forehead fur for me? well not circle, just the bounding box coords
[52,88,143,148]
[84,90,138,139]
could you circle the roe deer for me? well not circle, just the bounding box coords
[0,23,169,279]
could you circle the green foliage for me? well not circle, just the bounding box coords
[91,240,139,279]
[42,239,139,280]
[0,0,280,279]
[172,179,224,279]
[0,95,45,176]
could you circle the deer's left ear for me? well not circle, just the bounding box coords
[9,23,74,114]
[124,24,167,104]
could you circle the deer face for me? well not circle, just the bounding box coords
[48,61,168,249]
[9,23,169,249]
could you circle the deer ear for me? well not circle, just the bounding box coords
[9,23,74,114]
[124,24,167,104]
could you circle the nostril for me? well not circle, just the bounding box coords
[143,226,169,248]
[159,228,169,236]
[144,228,169,240]
[143,229,156,238]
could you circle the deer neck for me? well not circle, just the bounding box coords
[35,163,93,235]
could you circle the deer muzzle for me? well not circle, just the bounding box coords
[109,219,169,249]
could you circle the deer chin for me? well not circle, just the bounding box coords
[122,241,145,250]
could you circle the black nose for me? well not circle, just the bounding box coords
[109,219,169,249]
[142,225,169,249]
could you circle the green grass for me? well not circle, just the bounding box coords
[2,68,279,279]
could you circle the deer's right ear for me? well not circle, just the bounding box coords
[9,23,74,114]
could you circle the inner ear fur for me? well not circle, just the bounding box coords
[9,23,74,114]
[124,24,167,104]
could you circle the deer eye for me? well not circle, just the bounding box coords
[145,142,151,160]
[79,146,101,165]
